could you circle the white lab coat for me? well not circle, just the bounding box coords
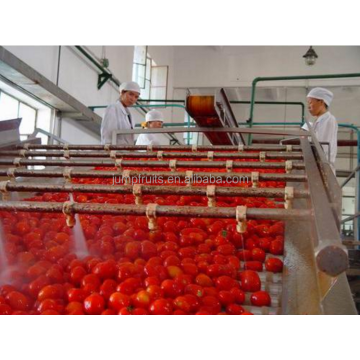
[302,111,338,173]
[101,100,134,145]
[136,133,170,146]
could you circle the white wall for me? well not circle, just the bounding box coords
[173,46,360,88]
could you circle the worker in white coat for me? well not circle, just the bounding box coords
[303,87,338,174]
[101,81,140,145]
[136,109,169,146]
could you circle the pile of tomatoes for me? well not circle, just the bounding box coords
[0,160,285,315]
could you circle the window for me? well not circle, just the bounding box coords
[0,92,19,120]
[150,66,168,100]
[0,90,37,140]
[132,46,168,101]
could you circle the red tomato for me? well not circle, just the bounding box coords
[0,304,12,315]
[230,288,245,304]
[38,285,64,302]
[67,288,89,303]
[215,276,237,291]
[269,240,284,255]
[109,292,131,311]
[99,279,118,300]
[161,280,183,298]
[250,291,271,307]
[81,274,101,293]
[70,266,87,285]
[195,274,213,287]
[92,260,117,280]
[149,299,173,315]
[163,255,181,267]
[201,296,221,315]
[265,258,283,273]
[28,276,51,299]
[102,309,116,315]
[6,291,31,311]
[217,244,236,256]
[167,266,183,279]
[185,284,204,298]
[237,250,252,261]
[37,299,63,313]
[173,296,191,313]
[133,290,151,309]
[83,293,105,315]
[239,270,261,292]
[218,291,236,306]
[124,241,141,260]
[182,263,199,277]
[243,261,263,272]
[144,277,160,287]
[251,248,266,262]
[258,238,271,252]
[146,285,164,300]
[141,241,157,260]
[226,304,244,315]
[65,301,83,314]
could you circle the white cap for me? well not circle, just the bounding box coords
[307,87,334,106]
[119,81,141,94]
[146,109,164,122]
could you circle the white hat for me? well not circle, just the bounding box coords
[119,81,141,94]
[307,87,334,106]
[146,109,164,122]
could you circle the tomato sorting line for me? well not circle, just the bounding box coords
[0,181,310,199]
[17,144,302,152]
[0,169,307,182]
[0,150,304,160]
[0,158,305,170]
[0,201,311,221]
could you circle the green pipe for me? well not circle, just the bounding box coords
[249,72,360,144]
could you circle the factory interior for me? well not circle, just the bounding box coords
[1,44,360,317]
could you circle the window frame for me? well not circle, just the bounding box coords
[0,89,38,136]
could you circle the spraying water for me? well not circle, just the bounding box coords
[69,193,89,258]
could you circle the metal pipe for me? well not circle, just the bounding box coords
[2,181,310,199]
[249,73,360,144]
[341,164,360,188]
[341,212,360,224]
[0,150,303,160]
[300,137,348,277]
[338,124,360,240]
[75,46,120,87]
[0,168,307,182]
[16,144,302,152]
[0,200,311,221]
[0,158,305,169]
[111,126,309,137]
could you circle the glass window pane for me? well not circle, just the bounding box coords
[146,58,151,81]
[133,46,147,65]
[141,80,150,99]
[0,92,19,121]
[132,63,146,88]
[19,103,36,135]
[151,66,168,87]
